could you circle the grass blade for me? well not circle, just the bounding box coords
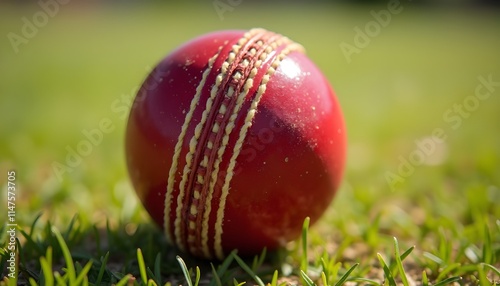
[63,214,79,242]
[330,262,342,283]
[321,271,328,286]
[320,258,329,285]
[154,252,162,286]
[437,227,451,264]
[233,253,265,286]
[176,255,193,286]
[478,264,489,286]
[137,248,148,284]
[52,226,76,285]
[423,252,443,265]
[233,278,245,286]
[400,245,415,261]
[270,270,279,286]
[39,247,54,286]
[74,260,93,285]
[422,271,428,286]
[300,270,316,286]
[435,262,460,282]
[481,263,500,276]
[210,263,223,286]
[334,263,359,286]
[92,225,102,258]
[194,266,201,286]
[347,277,380,285]
[482,224,492,264]
[433,276,462,286]
[252,247,267,271]
[210,250,236,286]
[28,277,38,286]
[18,228,43,256]
[29,213,43,237]
[114,274,133,286]
[393,237,409,286]
[301,217,310,273]
[377,253,396,286]
[218,250,236,274]
[95,252,109,286]
[54,272,65,286]
[7,273,19,286]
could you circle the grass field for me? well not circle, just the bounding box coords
[1,2,499,285]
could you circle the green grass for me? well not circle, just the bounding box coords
[2,215,498,285]
[1,2,500,285]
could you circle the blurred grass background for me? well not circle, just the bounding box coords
[0,1,499,249]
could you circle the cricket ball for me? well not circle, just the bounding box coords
[125,28,346,259]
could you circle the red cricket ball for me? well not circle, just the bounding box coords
[125,28,346,259]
